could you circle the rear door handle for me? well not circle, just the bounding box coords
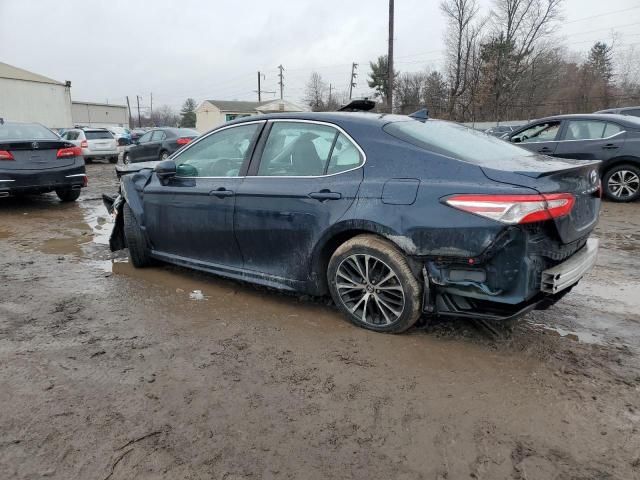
[602,144,619,149]
[209,188,234,198]
[308,191,342,201]
[538,147,553,153]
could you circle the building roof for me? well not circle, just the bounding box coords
[72,101,127,109]
[0,62,65,86]
[205,100,269,113]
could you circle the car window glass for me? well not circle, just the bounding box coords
[603,122,624,137]
[562,120,606,140]
[0,122,59,141]
[512,122,561,143]
[258,122,337,176]
[326,133,363,174]
[138,132,152,143]
[174,123,259,177]
[622,108,640,117]
[151,130,165,141]
[67,131,79,140]
[85,131,113,140]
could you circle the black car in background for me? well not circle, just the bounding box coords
[506,113,640,202]
[484,125,521,137]
[595,106,640,118]
[123,128,199,164]
[0,121,86,201]
[106,112,600,333]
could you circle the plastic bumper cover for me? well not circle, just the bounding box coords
[540,238,598,294]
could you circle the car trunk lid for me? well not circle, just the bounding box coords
[85,131,116,151]
[0,140,77,170]
[482,156,601,244]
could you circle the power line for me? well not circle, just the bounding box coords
[564,6,640,25]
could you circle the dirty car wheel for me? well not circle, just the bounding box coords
[55,188,81,202]
[123,203,152,267]
[603,164,640,202]
[328,235,422,333]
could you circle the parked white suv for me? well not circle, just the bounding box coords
[61,128,118,163]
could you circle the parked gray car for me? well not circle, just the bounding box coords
[595,106,640,118]
[506,113,640,202]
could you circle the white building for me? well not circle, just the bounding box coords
[196,99,305,132]
[0,62,73,129]
[71,101,129,128]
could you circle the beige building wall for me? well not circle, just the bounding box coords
[0,77,73,128]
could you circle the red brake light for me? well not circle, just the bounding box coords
[176,137,192,145]
[57,146,83,158]
[80,140,88,148]
[0,150,14,161]
[445,193,575,224]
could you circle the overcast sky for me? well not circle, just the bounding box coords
[1,0,639,112]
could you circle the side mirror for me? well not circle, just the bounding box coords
[155,159,176,184]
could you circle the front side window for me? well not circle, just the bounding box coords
[258,122,339,176]
[174,123,260,177]
[512,121,561,143]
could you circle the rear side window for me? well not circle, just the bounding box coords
[85,131,113,140]
[562,120,607,140]
[66,131,80,140]
[327,133,363,174]
[258,122,338,176]
[151,130,166,141]
[384,120,536,166]
[622,108,640,117]
[0,123,59,141]
[603,122,624,137]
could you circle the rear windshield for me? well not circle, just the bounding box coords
[85,131,114,140]
[0,123,59,141]
[173,128,199,137]
[384,120,537,166]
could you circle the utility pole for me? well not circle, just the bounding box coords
[328,83,333,107]
[136,95,142,128]
[257,71,262,101]
[126,96,133,129]
[150,92,153,119]
[349,62,358,100]
[387,0,395,113]
[277,64,284,100]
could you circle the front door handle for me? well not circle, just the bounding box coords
[602,143,619,150]
[308,190,342,201]
[209,188,234,198]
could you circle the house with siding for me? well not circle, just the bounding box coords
[195,99,305,132]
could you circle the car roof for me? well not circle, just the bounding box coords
[596,105,640,113]
[527,113,640,127]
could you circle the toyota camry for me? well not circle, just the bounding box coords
[104,106,601,333]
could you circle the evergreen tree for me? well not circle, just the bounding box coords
[180,98,197,128]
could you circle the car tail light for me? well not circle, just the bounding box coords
[57,146,83,158]
[445,193,575,224]
[0,150,14,161]
[80,140,88,148]
[176,137,192,145]
[82,175,88,187]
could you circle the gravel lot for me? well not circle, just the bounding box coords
[1,162,639,480]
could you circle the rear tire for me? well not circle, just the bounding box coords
[55,188,81,202]
[108,156,118,164]
[123,203,152,267]
[603,164,640,202]
[327,234,422,333]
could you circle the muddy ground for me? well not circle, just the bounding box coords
[1,162,639,480]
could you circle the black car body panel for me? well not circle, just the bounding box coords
[108,112,601,321]
[0,125,86,197]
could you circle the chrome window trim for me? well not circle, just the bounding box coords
[0,179,15,182]
[172,119,367,180]
[516,121,626,144]
[556,130,626,143]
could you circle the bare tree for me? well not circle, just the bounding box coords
[150,105,180,127]
[441,0,483,119]
[304,72,327,112]
[395,72,426,114]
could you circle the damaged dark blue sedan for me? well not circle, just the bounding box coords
[106,109,601,333]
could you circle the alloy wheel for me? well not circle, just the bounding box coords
[335,254,405,326]
[608,170,640,199]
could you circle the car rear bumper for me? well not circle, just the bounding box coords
[422,235,599,322]
[0,165,87,196]
[83,148,118,158]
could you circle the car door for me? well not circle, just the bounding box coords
[148,130,166,160]
[129,131,153,162]
[141,121,264,267]
[234,120,365,284]
[554,119,626,161]
[510,120,562,155]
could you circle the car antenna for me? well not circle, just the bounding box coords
[409,108,429,121]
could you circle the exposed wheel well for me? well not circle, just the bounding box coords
[602,157,640,175]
